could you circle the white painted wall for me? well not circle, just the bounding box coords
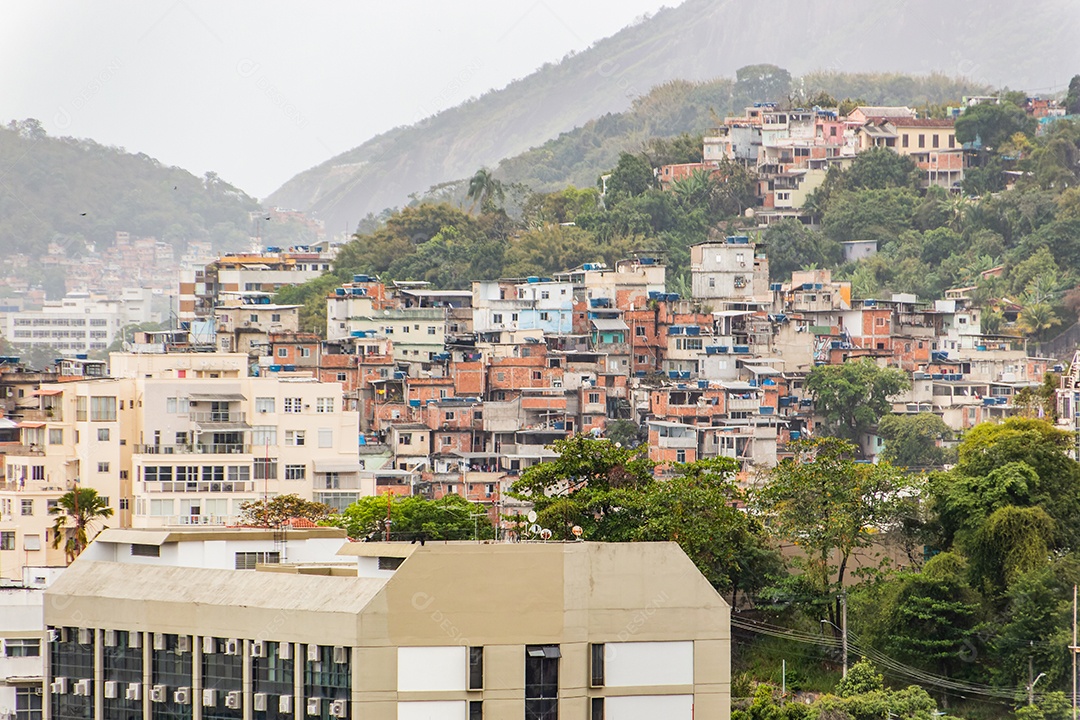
[397,647,466,692]
[605,694,694,719]
[397,701,466,720]
[605,641,693,687]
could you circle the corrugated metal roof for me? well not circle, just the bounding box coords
[591,318,629,331]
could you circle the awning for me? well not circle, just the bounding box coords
[187,393,247,402]
[0,418,18,430]
[17,421,45,428]
[34,389,64,396]
[313,459,362,473]
[745,366,780,375]
[591,318,629,331]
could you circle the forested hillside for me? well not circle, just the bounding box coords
[0,119,260,254]
[267,0,1079,227]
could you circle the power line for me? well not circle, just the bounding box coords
[731,617,1039,704]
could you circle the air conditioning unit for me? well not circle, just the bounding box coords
[202,689,217,707]
[49,678,68,695]
[125,683,142,702]
[150,684,167,703]
[77,628,92,645]
[176,636,191,653]
[48,629,60,643]
[279,695,293,714]
[279,643,292,661]
[173,687,190,705]
[129,632,142,650]
[153,633,166,651]
[306,645,320,663]
[225,691,242,710]
[73,679,91,697]
[104,630,118,647]
[202,636,216,654]
[332,646,348,664]
[330,699,348,718]
[306,697,321,716]
[225,638,240,656]
[250,641,265,658]
[253,693,268,712]
[104,681,119,699]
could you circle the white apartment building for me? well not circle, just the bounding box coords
[4,291,155,357]
[327,294,446,364]
[690,236,770,304]
[0,353,361,572]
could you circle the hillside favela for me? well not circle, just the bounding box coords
[3,2,1080,720]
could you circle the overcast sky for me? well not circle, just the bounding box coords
[1,1,673,199]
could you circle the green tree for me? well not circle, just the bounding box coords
[762,219,842,281]
[754,437,917,625]
[845,147,920,191]
[834,659,884,697]
[330,494,494,541]
[876,413,953,467]
[805,359,910,444]
[466,168,504,213]
[602,152,655,205]
[967,505,1056,596]
[734,64,792,104]
[239,494,332,527]
[822,188,919,244]
[1068,75,1080,116]
[50,487,114,563]
[955,102,1036,150]
[602,419,643,448]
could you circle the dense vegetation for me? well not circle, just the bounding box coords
[0,119,261,255]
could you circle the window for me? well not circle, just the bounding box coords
[254,458,278,480]
[469,647,484,690]
[97,462,110,473]
[588,392,600,404]
[469,701,483,720]
[540,290,550,299]
[90,396,117,421]
[285,430,305,446]
[591,698,604,720]
[902,134,909,148]
[278,347,288,358]
[300,347,311,358]
[252,426,277,446]
[590,644,605,686]
[918,133,925,148]
[271,313,281,323]
[97,427,110,441]
[165,396,190,414]
[316,397,334,413]
[539,312,550,321]
[48,429,63,445]
[131,543,160,557]
[318,429,333,448]
[5,639,41,658]
[235,551,280,570]
[932,133,940,148]
[676,450,686,463]
[337,372,347,382]
[0,532,13,551]
[250,314,259,323]
[285,464,306,480]
[525,645,560,720]
[16,685,43,720]
[948,134,956,148]
[255,397,275,413]
[444,411,456,421]
[21,499,33,516]
[378,556,404,571]
[284,397,303,413]
[427,326,436,335]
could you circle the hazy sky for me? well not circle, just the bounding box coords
[2,1,673,199]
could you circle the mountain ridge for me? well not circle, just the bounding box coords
[267,0,1080,228]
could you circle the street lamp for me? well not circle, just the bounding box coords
[821,617,848,678]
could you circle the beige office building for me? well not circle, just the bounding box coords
[44,541,730,720]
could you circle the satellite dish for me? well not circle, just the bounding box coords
[527,511,538,523]
[539,528,553,540]
[530,524,542,535]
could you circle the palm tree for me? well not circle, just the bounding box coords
[466,168,504,213]
[1018,302,1060,340]
[50,487,113,563]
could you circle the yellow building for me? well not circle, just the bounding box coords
[44,540,730,720]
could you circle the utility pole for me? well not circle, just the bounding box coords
[841,590,849,678]
[1072,584,1078,720]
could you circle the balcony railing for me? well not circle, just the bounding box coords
[135,444,251,455]
[189,411,247,424]
[142,481,255,493]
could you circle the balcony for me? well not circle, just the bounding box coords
[189,411,247,424]
[142,481,256,493]
[20,408,61,422]
[135,443,252,455]
[726,397,761,411]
